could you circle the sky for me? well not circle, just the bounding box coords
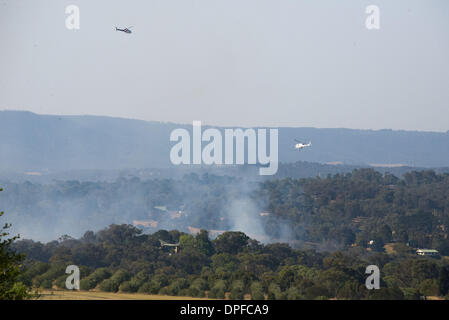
[0,0,448,131]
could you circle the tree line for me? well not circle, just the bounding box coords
[10,224,449,300]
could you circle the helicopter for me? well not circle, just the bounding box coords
[294,139,312,150]
[115,26,133,34]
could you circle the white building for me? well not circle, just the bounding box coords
[416,249,439,256]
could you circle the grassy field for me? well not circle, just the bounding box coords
[38,290,213,300]
[34,290,448,300]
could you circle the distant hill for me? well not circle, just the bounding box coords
[1,110,449,172]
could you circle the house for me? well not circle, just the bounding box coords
[133,220,158,228]
[416,249,439,257]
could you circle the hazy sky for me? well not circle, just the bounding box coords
[1,0,448,131]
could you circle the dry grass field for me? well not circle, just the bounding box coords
[32,290,449,301]
[38,290,212,300]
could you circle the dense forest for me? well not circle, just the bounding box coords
[262,169,449,253]
[11,225,449,300]
[4,168,449,299]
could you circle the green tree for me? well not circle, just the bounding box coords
[188,278,207,297]
[99,278,120,292]
[209,280,226,299]
[213,232,249,255]
[195,230,214,256]
[80,267,110,290]
[438,266,449,296]
[419,279,439,297]
[229,280,245,300]
[267,283,283,300]
[99,269,130,292]
[179,234,196,250]
[286,286,303,300]
[250,281,265,300]
[305,284,330,300]
[0,196,33,299]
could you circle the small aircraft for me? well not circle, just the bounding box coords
[159,240,180,247]
[294,139,312,151]
[159,240,180,254]
[115,26,133,34]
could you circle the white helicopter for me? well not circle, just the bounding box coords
[294,139,312,151]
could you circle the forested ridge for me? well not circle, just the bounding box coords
[2,111,449,171]
[262,169,449,252]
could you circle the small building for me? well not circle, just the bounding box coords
[416,249,439,257]
[133,220,158,228]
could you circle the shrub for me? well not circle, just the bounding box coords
[209,280,226,299]
[250,282,265,300]
[79,268,110,290]
[99,279,120,292]
[33,264,65,288]
[21,262,50,286]
[120,271,149,293]
[40,279,52,289]
[166,278,189,296]
[119,281,134,293]
[55,275,68,289]
[188,285,205,298]
[419,279,439,297]
[111,269,130,284]
[137,282,152,294]
[305,285,330,300]
[83,268,111,289]
[229,280,245,300]
[286,286,303,300]
[80,278,96,291]
[188,278,208,297]
[267,283,282,300]
[158,286,169,295]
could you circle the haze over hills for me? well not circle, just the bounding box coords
[1,110,449,173]
[1,110,449,242]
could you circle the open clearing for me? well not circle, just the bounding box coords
[38,290,212,300]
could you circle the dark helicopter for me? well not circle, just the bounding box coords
[115,26,133,34]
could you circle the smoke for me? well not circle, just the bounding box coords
[221,180,296,244]
[225,197,266,241]
[0,171,299,245]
